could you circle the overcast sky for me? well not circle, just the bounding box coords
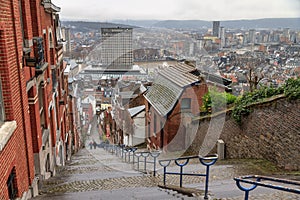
[52,0,300,21]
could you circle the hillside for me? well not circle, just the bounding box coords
[111,18,300,30]
[61,21,137,32]
[152,18,300,30]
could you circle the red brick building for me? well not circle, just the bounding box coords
[0,0,75,199]
[144,63,209,152]
[144,63,232,152]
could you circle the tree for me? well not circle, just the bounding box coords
[231,52,265,92]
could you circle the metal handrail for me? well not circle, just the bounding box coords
[158,154,218,200]
[234,175,300,200]
[134,151,161,176]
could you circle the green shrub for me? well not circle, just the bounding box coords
[201,88,237,113]
[232,77,300,124]
[284,78,300,100]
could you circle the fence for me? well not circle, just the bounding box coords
[133,151,160,176]
[158,154,218,200]
[102,143,160,176]
[102,144,218,199]
[234,175,300,200]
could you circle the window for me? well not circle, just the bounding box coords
[49,31,54,48]
[153,113,157,136]
[38,83,45,129]
[0,79,5,123]
[181,98,191,110]
[7,168,17,199]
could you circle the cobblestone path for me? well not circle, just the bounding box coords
[34,146,300,200]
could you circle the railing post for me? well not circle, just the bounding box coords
[244,191,250,200]
[149,151,160,176]
[234,178,258,200]
[128,149,131,163]
[153,156,157,176]
[163,166,167,186]
[204,165,210,199]
[144,156,147,172]
[131,148,137,165]
[199,154,218,200]
[158,160,171,186]
[179,165,183,188]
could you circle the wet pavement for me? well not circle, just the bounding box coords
[32,120,300,200]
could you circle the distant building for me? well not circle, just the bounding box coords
[213,21,220,37]
[220,27,226,48]
[61,27,72,54]
[101,27,133,69]
[249,29,256,44]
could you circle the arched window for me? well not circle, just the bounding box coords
[49,30,54,48]
[7,167,17,199]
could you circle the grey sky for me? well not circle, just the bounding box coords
[52,0,300,21]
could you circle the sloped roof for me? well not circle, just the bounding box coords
[160,67,199,87]
[144,63,200,116]
[128,105,145,118]
[172,62,196,73]
[144,75,183,116]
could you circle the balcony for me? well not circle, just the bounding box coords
[25,37,48,72]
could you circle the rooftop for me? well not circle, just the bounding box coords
[144,63,200,116]
[42,0,61,13]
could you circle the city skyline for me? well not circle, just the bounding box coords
[52,0,300,21]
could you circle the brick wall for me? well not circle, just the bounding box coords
[187,97,300,170]
[147,83,208,151]
[0,0,35,198]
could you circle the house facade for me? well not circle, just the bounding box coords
[144,63,209,152]
[0,0,76,199]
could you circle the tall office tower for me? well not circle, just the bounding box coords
[220,26,225,48]
[249,29,256,44]
[212,21,220,37]
[283,28,290,41]
[101,27,133,70]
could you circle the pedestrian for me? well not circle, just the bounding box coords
[89,141,93,150]
[93,140,97,149]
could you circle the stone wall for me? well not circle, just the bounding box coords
[187,97,300,170]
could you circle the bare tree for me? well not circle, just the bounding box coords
[231,52,265,92]
[244,57,265,92]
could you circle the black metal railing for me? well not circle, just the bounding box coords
[234,175,300,200]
